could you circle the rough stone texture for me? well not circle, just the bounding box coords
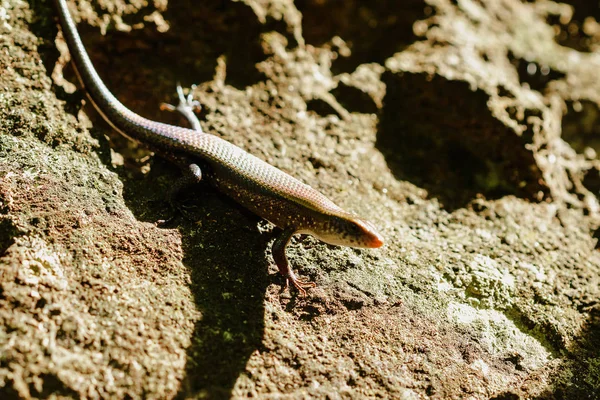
[0,0,599,398]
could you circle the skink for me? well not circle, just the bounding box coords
[53,0,384,294]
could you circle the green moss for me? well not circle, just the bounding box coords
[585,357,600,389]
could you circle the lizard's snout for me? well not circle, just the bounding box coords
[358,220,384,248]
[366,229,384,248]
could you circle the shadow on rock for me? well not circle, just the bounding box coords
[176,196,270,398]
[30,0,278,394]
[550,300,600,398]
[125,164,271,398]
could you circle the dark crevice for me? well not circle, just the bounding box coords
[547,1,600,52]
[0,218,21,257]
[593,226,600,249]
[306,82,380,118]
[306,98,341,118]
[33,373,80,399]
[497,85,516,99]
[295,0,427,74]
[519,109,543,145]
[562,100,600,155]
[490,393,519,400]
[333,82,379,114]
[583,166,600,198]
[507,52,566,93]
[377,71,548,211]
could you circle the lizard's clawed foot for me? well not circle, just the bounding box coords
[147,194,188,226]
[160,83,201,112]
[286,275,317,296]
[153,197,201,226]
[160,83,203,132]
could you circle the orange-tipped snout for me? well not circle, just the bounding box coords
[366,229,384,248]
[354,219,383,249]
[360,220,384,248]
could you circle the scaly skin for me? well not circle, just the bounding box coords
[53,0,384,294]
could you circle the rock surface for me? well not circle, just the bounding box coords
[0,0,599,398]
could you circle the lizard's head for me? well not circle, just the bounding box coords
[313,215,384,248]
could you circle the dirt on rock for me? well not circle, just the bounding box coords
[1,0,599,398]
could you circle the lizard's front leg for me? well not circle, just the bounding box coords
[272,227,316,295]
